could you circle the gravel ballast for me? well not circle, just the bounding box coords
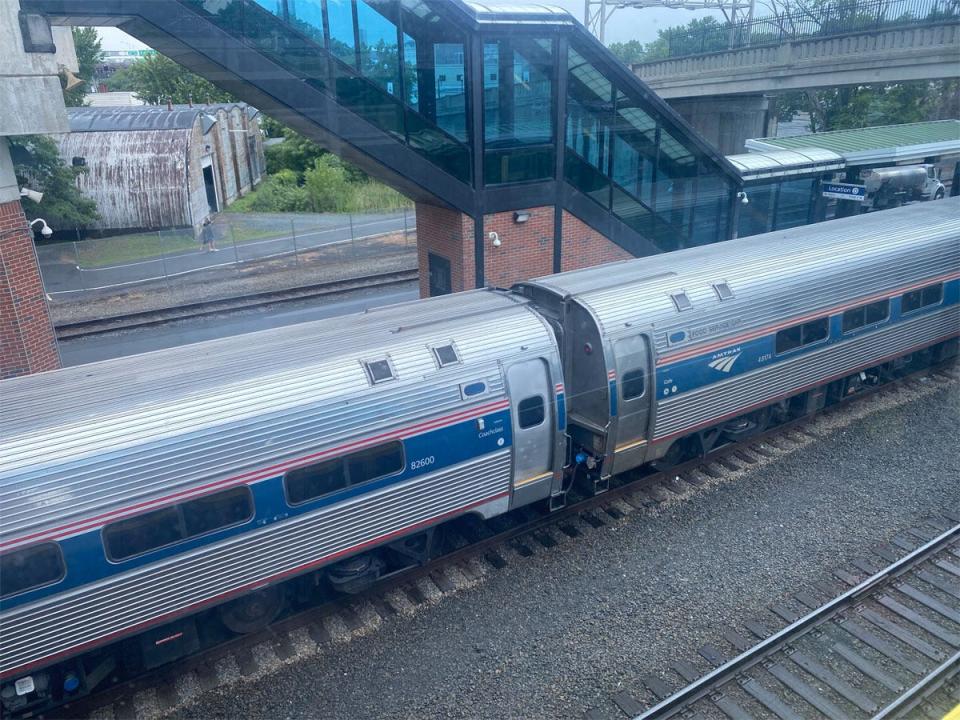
[170,377,960,720]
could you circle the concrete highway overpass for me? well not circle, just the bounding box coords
[633,22,960,153]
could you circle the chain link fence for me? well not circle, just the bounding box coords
[37,209,417,323]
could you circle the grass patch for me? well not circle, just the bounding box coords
[75,224,334,268]
[75,230,197,268]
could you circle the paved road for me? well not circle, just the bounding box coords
[58,282,419,366]
[39,210,410,294]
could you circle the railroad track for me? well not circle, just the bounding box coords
[47,361,959,720]
[603,516,960,720]
[54,268,418,339]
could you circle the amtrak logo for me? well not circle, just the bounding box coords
[708,352,742,373]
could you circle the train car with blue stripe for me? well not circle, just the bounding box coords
[0,290,565,714]
[0,199,957,715]
[516,197,959,486]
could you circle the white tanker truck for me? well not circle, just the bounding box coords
[861,164,945,211]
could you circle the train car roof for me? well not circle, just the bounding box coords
[519,198,960,351]
[0,288,552,542]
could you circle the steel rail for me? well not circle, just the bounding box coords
[871,650,960,720]
[633,521,960,720]
[54,268,418,339]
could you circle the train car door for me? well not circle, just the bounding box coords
[611,334,652,475]
[505,359,555,498]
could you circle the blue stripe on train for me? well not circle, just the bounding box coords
[656,281,959,400]
[0,408,513,612]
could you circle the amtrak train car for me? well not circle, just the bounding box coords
[1,199,958,715]
[0,291,565,714]
[516,197,959,485]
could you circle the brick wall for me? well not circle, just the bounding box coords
[483,206,555,288]
[0,200,61,379]
[416,202,636,297]
[415,202,474,296]
[559,210,633,272]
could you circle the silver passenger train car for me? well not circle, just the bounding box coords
[0,199,957,714]
[518,197,958,485]
[0,291,565,712]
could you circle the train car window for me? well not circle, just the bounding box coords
[775,317,828,355]
[866,299,891,325]
[105,486,255,561]
[104,506,184,561]
[0,543,66,599]
[621,370,645,400]
[460,380,487,399]
[712,282,734,301]
[432,344,460,368]
[181,486,254,537]
[842,299,890,333]
[285,458,348,505]
[517,396,545,428]
[346,442,404,486]
[363,359,395,384]
[670,292,692,312]
[803,317,829,344]
[775,324,802,354]
[901,283,944,314]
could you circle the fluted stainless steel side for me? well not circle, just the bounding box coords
[0,452,511,674]
[653,308,959,439]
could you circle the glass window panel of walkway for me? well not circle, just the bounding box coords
[564,41,731,251]
[195,0,471,182]
[483,37,555,185]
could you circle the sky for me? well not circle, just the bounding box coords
[548,1,726,44]
[96,3,726,52]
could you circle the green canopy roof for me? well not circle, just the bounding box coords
[746,120,960,162]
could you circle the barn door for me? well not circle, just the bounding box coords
[505,358,554,489]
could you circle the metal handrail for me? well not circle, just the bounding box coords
[655,0,960,59]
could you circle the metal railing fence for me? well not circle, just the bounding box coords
[36,209,416,301]
[656,0,959,58]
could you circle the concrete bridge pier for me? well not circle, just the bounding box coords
[668,95,776,155]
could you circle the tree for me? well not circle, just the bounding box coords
[607,40,646,65]
[106,54,236,105]
[62,27,102,107]
[9,136,99,231]
[777,80,959,133]
[265,126,327,177]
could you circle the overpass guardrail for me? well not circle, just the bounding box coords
[654,0,959,59]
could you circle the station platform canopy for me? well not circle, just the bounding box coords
[726,148,845,182]
[745,120,960,165]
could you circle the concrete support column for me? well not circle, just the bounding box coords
[415,202,632,297]
[667,95,775,155]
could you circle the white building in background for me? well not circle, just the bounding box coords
[58,104,265,235]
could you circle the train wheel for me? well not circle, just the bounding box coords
[219,586,284,634]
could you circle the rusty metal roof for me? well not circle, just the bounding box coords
[66,107,217,133]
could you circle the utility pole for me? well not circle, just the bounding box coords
[585,0,756,47]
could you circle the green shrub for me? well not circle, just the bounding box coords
[229,156,412,214]
[303,155,351,212]
[227,171,309,212]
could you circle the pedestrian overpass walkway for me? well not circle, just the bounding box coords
[24,0,741,269]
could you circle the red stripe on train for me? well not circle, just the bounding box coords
[658,272,960,367]
[0,490,511,680]
[1,399,510,550]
